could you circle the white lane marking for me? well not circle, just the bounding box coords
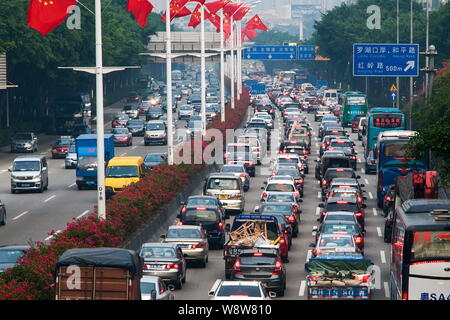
[384,282,390,298]
[380,250,386,264]
[364,179,369,185]
[368,192,373,199]
[12,211,29,221]
[377,227,382,237]
[361,168,365,174]
[68,183,76,188]
[315,142,319,147]
[316,207,321,216]
[44,230,61,241]
[299,280,306,297]
[131,146,137,150]
[120,152,127,156]
[44,195,56,202]
[317,191,321,199]
[358,158,361,163]
[373,208,378,216]
[40,152,47,155]
[0,169,7,174]
[77,210,90,219]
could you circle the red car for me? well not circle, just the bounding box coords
[51,136,74,159]
[111,128,132,146]
[111,114,130,128]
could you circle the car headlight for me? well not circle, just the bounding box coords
[25,143,32,147]
[34,174,41,179]
[186,130,192,134]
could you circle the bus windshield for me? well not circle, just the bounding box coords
[346,96,366,105]
[383,141,409,157]
[411,231,450,261]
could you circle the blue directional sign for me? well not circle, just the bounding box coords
[353,43,419,77]
[243,46,297,60]
[250,83,266,94]
[391,91,397,101]
[298,45,316,60]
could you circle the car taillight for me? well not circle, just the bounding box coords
[218,221,224,232]
[230,194,241,199]
[272,260,283,275]
[253,252,263,257]
[386,196,392,201]
[224,153,230,159]
[181,207,187,214]
[166,263,179,269]
[402,291,408,300]
[191,243,204,249]
[322,179,327,185]
[294,193,299,198]
[287,215,296,222]
[159,289,165,294]
[240,173,247,178]
[279,238,286,245]
[322,211,327,216]
[177,221,184,226]
[351,156,357,160]
[262,192,267,198]
[354,236,363,244]
[233,260,242,274]
[355,212,363,217]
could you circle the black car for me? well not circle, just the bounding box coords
[230,248,286,297]
[144,153,167,170]
[320,168,360,197]
[321,127,348,140]
[315,153,352,180]
[179,196,225,216]
[146,107,164,121]
[126,119,145,136]
[178,205,226,249]
[327,146,358,170]
[279,140,310,155]
[365,150,377,174]
[313,220,365,252]
[256,202,299,237]
[319,197,366,228]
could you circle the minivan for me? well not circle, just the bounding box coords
[237,134,263,165]
[105,156,144,199]
[144,121,167,146]
[10,155,49,193]
[203,173,245,214]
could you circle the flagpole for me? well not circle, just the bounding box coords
[230,16,235,109]
[166,0,174,165]
[200,5,207,136]
[95,0,106,220]
[237,20,242,96]
[220,12,226,122]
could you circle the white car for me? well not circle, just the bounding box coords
[208,280,275,300]
[140,276,175,300]
[260,179,299,202]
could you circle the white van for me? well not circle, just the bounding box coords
[323,89,338,106]
[10,155,49,193]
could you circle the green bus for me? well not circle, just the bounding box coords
[340,91,369,127]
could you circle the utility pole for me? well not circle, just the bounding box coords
[409,0,413,129]
[396,0,400,108]
[166,0,174,165]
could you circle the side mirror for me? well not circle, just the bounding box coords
[318,203,324,208]
[297,199,303,203]
[356,175,361,179]
[309,243,316,248]
[8,168,11,172]
[180,201,185,206]
[254,206,260,213]
[360,184,365,187]
[160,234,166,239]
[312,226,318,232]
[268,291,277,298]
[176,214,181,219]
[261,186,265,190]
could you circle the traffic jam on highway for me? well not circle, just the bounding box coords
[1,63,449,301]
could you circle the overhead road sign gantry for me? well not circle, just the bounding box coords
[243,46,297,60]
[353,43,419,77]
[297,45,315,60]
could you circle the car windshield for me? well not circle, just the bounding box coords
[324,214,356,222]
[149,108,162,113]
[325,171,355,180]
[140,247,176,258]
[0,250,25,263]
[261,205,291,213]
[229,152,252,160]
[323,158,351,168]
[239,256,277,266]
[55,139,72,146]
[146,123,165,130]
[266,194,295,202]
[216,285,262,297]
[276,169,300,178]
[330,141,353,148]
[106,165,138,178]
[227,145,251,153]
[180,106,192,110]
[326,203,359,212]
[112,128,129,134]
[123,106,136,111]
[323,223,357,235]
[166,228,201,239]
[266,184,295,192]
[78,156,97,169]
[184,209,217,222]
[145,154,165,162]
[319,236,354,248]
[187,198,216,206]
[140,282,156,294]
[13,133,32,140]
[277,159,299,165]
[115,114,129,120]
[12,161,40,172]
[221,166,245,173]
[128,120,143,126]
[207,178,239,190]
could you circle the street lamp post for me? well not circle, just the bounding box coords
[220,12,226,122]
[230,16,235,109]
[166,0,174,165]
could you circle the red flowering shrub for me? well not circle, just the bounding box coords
[0,88,250,300]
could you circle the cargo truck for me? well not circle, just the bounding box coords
[55,248,143,300]
[75,134,115,190]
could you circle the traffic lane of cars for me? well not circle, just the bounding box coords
[0,108,187,245]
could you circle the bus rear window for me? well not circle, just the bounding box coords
[383,141,408,157]
[411,231,450,260]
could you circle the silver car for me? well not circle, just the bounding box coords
[219,164,250,192]
[140,276,175,300]
[161,225,209,267]
[65,145,77,169]
[204,173,245,213]
[10,132,38,153]
[178,105,194,120]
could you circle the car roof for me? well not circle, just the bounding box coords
[327,197,358,204]
[13,155,45,161]
[140,275,161,282]
[0,245,30,251]
[331,178,358,184]
[267,180,295,185]
[168,225,203,230]
[141,242,178,249]
[208,173,240,179]
[219,281,261,287]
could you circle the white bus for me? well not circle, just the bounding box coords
[389,199,450,300]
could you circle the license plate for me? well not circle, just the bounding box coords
[21,184,31,187]
[228,248,242,255]
[86,181,95,185]
[149,264,164,269]
[219,194,228,199]
[178,244,189,248]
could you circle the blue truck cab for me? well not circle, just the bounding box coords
[75,134,115,190]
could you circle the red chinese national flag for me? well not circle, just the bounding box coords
[161,0,191,22]
[204,0,230,15]
[27,0,77,36]
[223,17,231,40]
[188,4,209,29]
[208,12,221,31]
[232,6,249,21]
[223,2,243,18]
[246,14,267,31]
[242,25,257,41]
[127,0,154,27]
